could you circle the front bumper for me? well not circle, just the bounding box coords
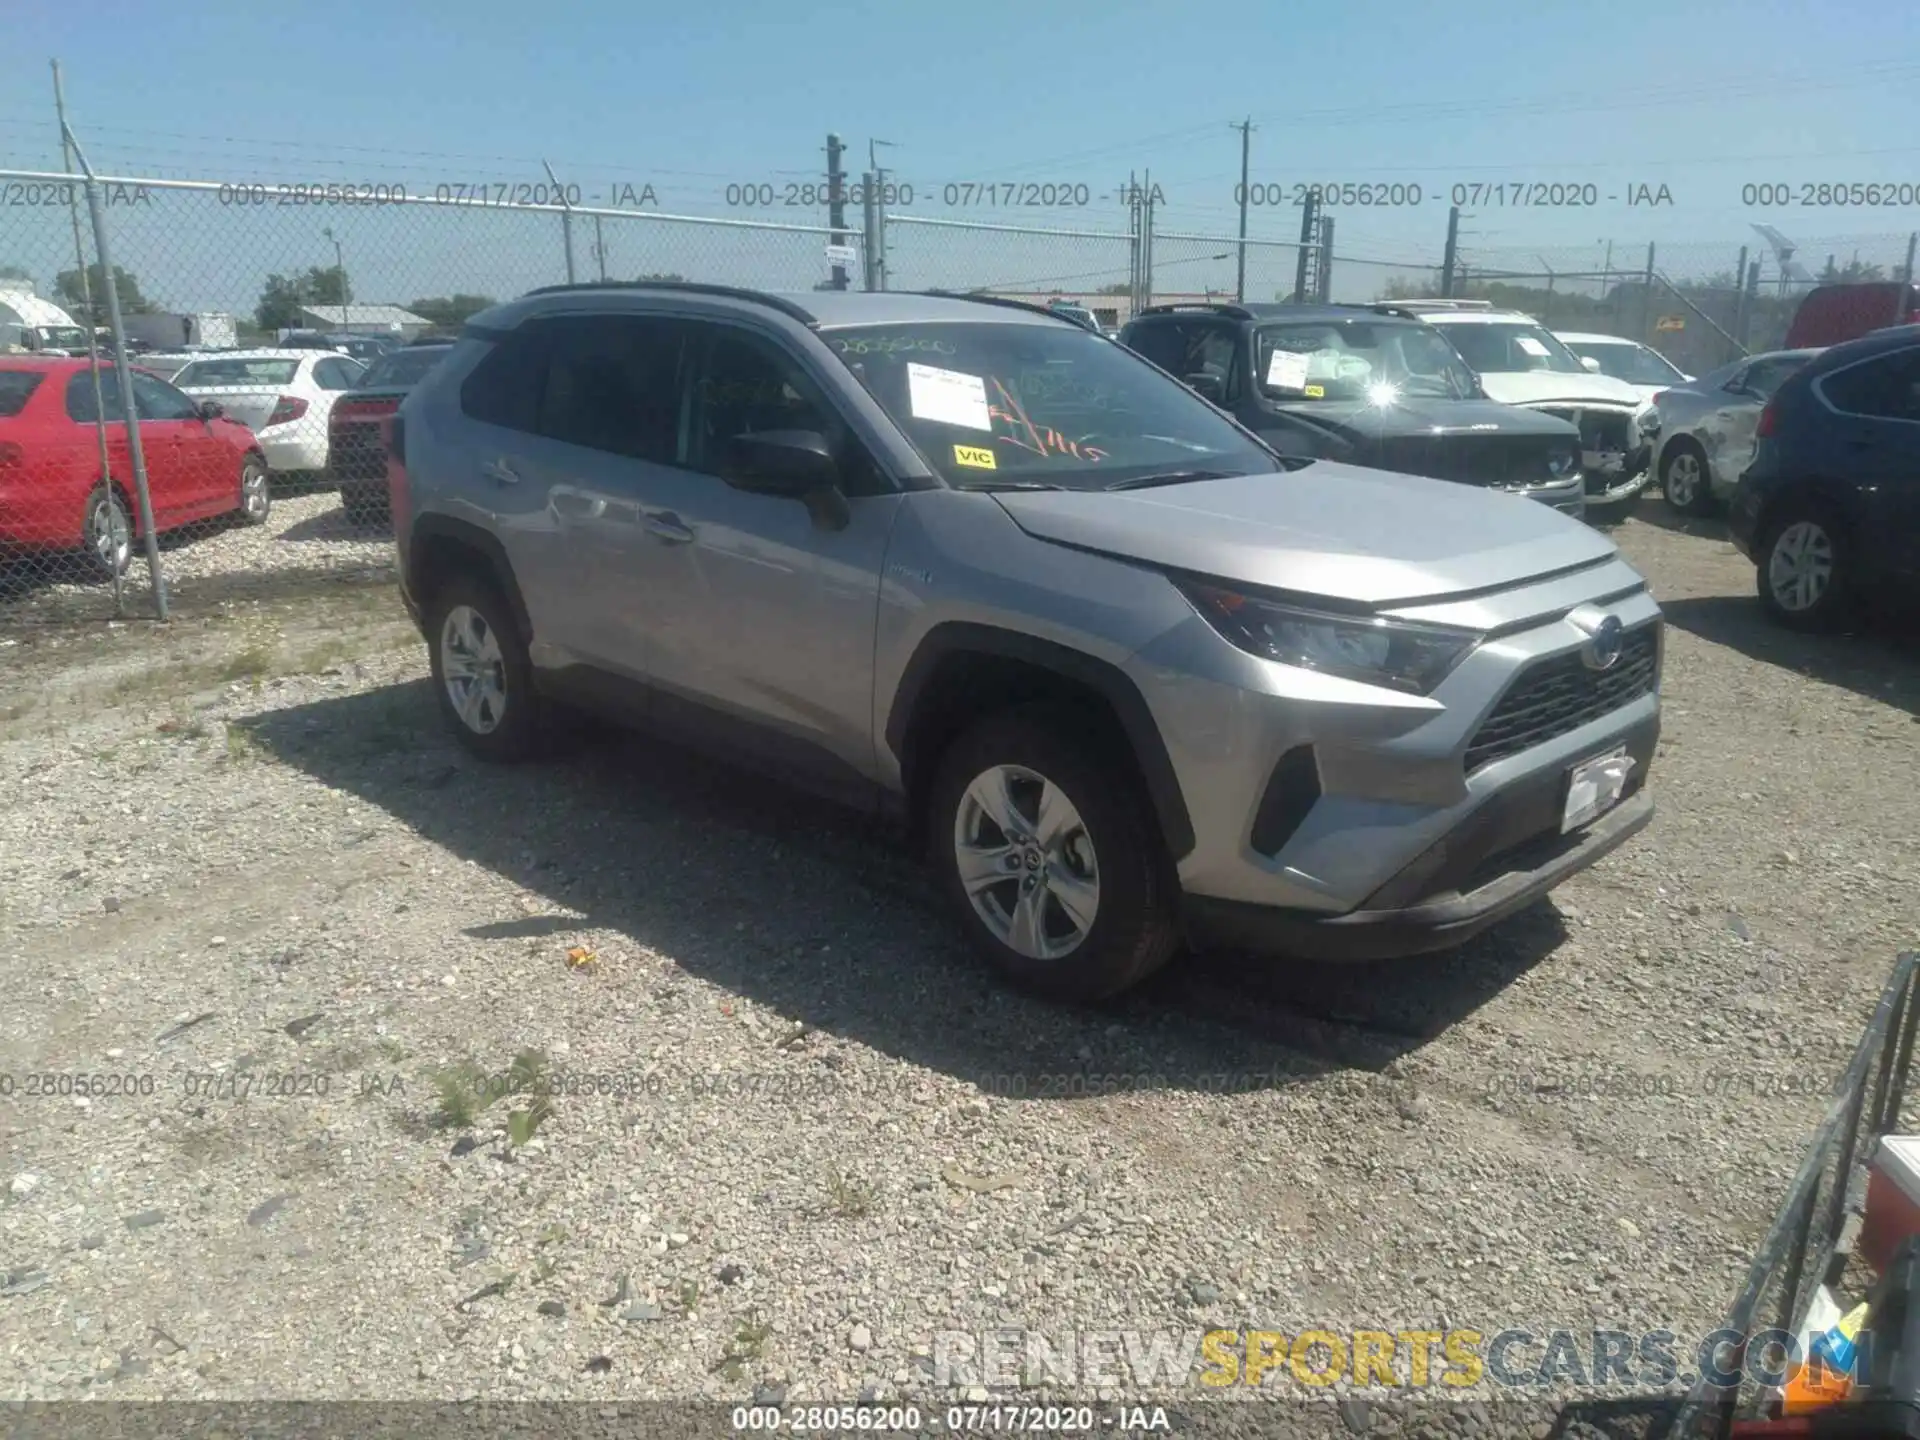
[1183,725,1656,961]
[1582,441,1653,503]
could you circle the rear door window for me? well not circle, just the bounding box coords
[534,314,687,464]
[1820,346,1920,422]
[0,370,44,417]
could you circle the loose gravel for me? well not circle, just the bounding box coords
[1,502,1916,1435]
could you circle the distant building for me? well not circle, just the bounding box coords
[298,304,431,339]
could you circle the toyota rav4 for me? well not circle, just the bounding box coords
[389,283,1662,1001]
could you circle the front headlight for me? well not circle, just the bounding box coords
[1178,581,1480,695]
[1546,446,1578,478]
[1635,404,1661,438]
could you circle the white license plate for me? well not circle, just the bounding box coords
[1562,748,1634,833]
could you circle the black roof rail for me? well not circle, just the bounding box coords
[519,280,818,327]
[1134,302,1256,321]
[915,290,1084,323]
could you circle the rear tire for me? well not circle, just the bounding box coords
[82,485,132,578]
[1660,442,1716,516]
[928,704,1180,1003]
[1756,501,1854,632]
[425,572,548,762]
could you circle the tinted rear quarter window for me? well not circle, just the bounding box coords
[459,327,549,434]
[1820,347,1920,421]
[536,314,686,463]
[0,370,45,418]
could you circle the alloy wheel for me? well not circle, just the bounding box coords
[1664,452,1702,509]
[952,763,1101,961]
[440,604,509,734]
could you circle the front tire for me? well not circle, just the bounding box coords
[1756,502,1854,632]
[1660,442,1716,516]
[425,573,547,761]
[82,485,132,578]
[928,704,1179,1002]
[237,456,272,526]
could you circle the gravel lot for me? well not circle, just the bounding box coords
[1,501,1916,1434]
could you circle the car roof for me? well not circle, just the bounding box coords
[177,349,322,361]
[1408,308,1535,324]
[1126,302,1425,328]
[483,282,1090,332]
[1799,325,1919,370]
[0,356,96,372]
[1552,332,1644,346]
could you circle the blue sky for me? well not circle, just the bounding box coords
[3,0,1917,311]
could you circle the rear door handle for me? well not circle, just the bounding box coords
[482,458,521,485]
[643,510,695,545]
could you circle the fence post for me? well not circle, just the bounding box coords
[1141,173,1155,309]
[1440,207,1460,297]
[1902,231,1917,291]
[1292,189,1318,302]
[1731,245,1750,363]
[59,112,167,618]
[51,60,125,615]
[1639,243,1656,345]
[543,160,577,285]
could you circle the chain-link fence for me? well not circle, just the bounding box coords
[1452,234,1919,375]
[0,167,848,625]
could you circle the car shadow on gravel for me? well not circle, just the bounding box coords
[275,509,382,544]
[242,681,1564,1096]
[1660,594,1920,719]
[1630,501,1730,541]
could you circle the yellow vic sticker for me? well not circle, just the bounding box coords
[953,445,997,469]
[1304,384,1325,398]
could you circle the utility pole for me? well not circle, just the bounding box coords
[1232,118,1253,302]
[1317,214,1334,303]
[867,139,896,292]
[826,133,848,291]
[1126,171,1141,316]
[1292,188,1320,302]
[1440,206,1461,297]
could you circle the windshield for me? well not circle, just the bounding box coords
[1255,321,1477,402]
[1438,321,1586,375]
[1566,340,1685,385]
[825,321,1275,491]
[41,326,90,350]
[359,347,447,388]
[174,358,302,387]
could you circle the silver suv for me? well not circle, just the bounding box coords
[392,283,1662,1001]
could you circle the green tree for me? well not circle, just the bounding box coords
[407,294,497,328]
[255,265,350,331]
[0,263,32,284]
[1096,282,1130,295]
[634,272,686,283]
[54,262,156,321]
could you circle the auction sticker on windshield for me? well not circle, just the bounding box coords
[953,445,996,469]
[1266,349,1311,391]
[907,362,991,431]
[1515,336,1551,358]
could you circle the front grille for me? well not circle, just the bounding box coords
[1464,623,1659,772]
[1537,407,1633,453]
[1377,433,1557,487]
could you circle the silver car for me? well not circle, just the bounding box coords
[393,285,1660,1001]
[1651,348,1823,515]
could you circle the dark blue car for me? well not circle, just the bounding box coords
[1729,324,1920,630]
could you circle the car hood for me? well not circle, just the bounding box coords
[1269,395,1577,442]
[1475,370,1646,409]
[992,463,1616,607]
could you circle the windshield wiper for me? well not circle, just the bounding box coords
[1103,469,1241,492]
[959,479,1067,492]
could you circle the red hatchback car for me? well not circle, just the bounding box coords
[0,357,270,575]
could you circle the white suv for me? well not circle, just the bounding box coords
[1372,301,1657,512]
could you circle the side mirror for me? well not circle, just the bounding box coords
[1184,374,1227,404]
[726,429,839,496]
[196,400,224,421]
[1580,356,1603,374]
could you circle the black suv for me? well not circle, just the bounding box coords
[1120,303,1587,516]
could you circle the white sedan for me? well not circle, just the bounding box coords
[171,349,366,475]
[1552,331,1692,405]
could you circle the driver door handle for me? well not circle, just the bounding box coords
[482,458,521,486]
[643,510,695,545]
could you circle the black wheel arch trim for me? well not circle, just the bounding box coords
[885,621,1196,861]
[406,513,534,645]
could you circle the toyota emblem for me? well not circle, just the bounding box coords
[1580,614,1625,671]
